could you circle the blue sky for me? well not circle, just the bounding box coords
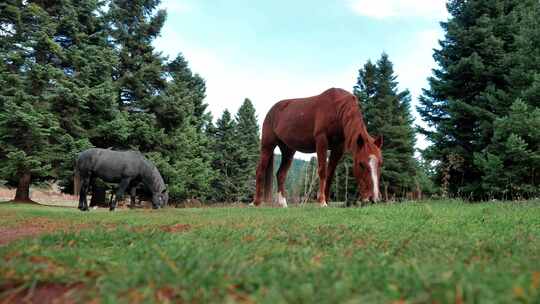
[153,0,448,156]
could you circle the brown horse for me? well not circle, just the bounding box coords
[253,88,383,207]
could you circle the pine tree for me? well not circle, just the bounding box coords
[54,0,121,193]
[334,54,417,201]
[108,0,167,111]
[0,1,91,201]
[105,0,168,152]
[234,99,260,202]
[418,0,539,198]
[510,0,540,108]
[474,100,540,198]
[165,55,210,131]
[153,54,214,201]
[210,110,239,202]
[366,54,417,198]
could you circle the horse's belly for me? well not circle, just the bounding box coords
[94,172,122,184]
[279,137,316,153]
[93,163,127,183]
[274,114,317,153]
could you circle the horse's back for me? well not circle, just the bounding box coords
[77,148,146,181]
[268,88,353,120]
[265,88,355,152]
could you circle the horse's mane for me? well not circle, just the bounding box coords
[337,95,372,152]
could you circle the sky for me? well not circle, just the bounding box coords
[153,0,448,158]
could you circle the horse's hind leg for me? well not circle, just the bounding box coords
[110,178,131,211]
[109,192,115,206]
[78,176,91,211]
[129,186,137,209]
[253,145,276,206]
[276,145,295,208]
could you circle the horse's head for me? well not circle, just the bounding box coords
[352,134,383,203]
[152,187,169,209]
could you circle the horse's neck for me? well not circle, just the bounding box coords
[142,166,163,193]
[340,104,370,151]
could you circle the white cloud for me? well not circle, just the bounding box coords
[348,0,448,20]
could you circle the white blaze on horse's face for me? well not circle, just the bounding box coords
[368,154,380,202]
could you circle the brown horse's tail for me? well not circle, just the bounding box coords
[263,153,274,203]
[73,161,81,196]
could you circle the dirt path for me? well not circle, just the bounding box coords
[0,282,86,304]
[0,218,83,246]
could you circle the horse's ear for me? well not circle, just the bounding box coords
[162,186,167,193]
[374,135,383,148]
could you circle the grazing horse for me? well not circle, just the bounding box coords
[253,88,383,207]
[74,148,168,211]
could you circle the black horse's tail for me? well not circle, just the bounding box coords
[73,159,81,196]
[264,153,274,203]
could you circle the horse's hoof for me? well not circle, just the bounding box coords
[109,208,115,212]
[277,192,288,208]
[320,202,328,207]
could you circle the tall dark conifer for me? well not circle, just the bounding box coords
[417,0,539,198]
[108,0,166,111]
[210,110,239,202]
[153,54,214,201]
[54,0,121,193]
[107,0,167,152]
[473,0,540,199]
[234,99,260,202]
[0,0,98,201]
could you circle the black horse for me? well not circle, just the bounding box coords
[74,148,168,211]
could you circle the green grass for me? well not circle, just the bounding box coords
[1,201,540,303]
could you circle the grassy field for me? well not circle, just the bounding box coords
[0,201,539,303]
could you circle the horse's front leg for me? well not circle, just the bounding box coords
[110,178,131,211]
[324,146,344,203]
[315,134,329,207]
[78,176,90,212]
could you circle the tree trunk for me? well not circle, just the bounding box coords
[13,171,34,202]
